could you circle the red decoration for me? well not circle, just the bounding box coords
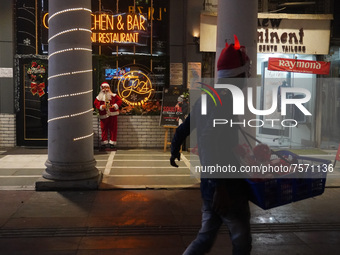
[234,34,240,50]
[27,61,46,97]
[30,82,45,97]
[253,144,271,162]
[336,144,340,161]
[268,57,330,75]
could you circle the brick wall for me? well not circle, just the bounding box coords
[0,114,16,147]
[0,114,172,149]
[93,115,175,149]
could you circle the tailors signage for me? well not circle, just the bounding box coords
[200,13,332,55]
[257,14,331,54]
[268,57,330,75]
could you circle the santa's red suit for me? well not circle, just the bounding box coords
[94,82,122,146]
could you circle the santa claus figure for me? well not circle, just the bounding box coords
[94,82,122,148]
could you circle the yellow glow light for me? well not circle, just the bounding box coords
[117,70,154,105]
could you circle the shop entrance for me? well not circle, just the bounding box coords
[16,57,48,146]
[257,54,317,148]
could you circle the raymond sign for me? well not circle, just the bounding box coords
[268,57,330,75]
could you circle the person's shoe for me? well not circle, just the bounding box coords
[109,141,117,149]
[100,141,108,150]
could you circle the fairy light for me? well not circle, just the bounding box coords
[48,72,71,80]
[72,69,92,75]
[70,90,92,97]
[73,132,94,141]
[48,7,94,143]
[48,7,91,22]
[48,28,77,43]
[48,48,73,59]
[48,28,92,43]
[48,115,70,123]
[70,108,93,118]
[48,94,69,101]
[48,48,92,60]
[48,89,92,101]
[48,69,92,80]
[48,108,93,123]
[78,28,92,33]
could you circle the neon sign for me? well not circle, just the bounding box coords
[128,6,167,21]
[117,70,154,106]
[91,13,147,44]
[42,12,148,45]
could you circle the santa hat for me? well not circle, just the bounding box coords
[100,82,110,89]
[217,35,250,78]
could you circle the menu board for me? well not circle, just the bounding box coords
[170,63,183,86]
[160,87,185,126]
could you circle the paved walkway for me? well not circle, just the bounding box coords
[0,147,340,254]
[0,188,340,255]
[0,148,200,190]
[1,147,339,190]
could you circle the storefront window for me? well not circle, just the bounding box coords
[257,53,317,148]
[15,0,169,146]
[320,46,340,149]
[40,0,169,106]
[90,0,169,112]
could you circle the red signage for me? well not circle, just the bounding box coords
[268,58,330,75]
[336,144,340,161]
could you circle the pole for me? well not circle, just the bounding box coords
[36,0,102,190]
[216,0,258,145]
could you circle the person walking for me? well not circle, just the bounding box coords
[170,36,252,255]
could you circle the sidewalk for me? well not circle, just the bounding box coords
[0,147,200,190]
[0,147,340,254]
[0,188,340,255]
[1,147,339,190]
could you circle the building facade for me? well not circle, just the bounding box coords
[0,0,339,149]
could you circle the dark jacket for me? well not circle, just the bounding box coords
[171,89,248,201]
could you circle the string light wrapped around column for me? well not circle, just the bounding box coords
[43,0,100,183]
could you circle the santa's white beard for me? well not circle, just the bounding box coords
[97,90,113,101]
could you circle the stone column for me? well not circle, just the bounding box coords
[36,0,101,190]
[216,0,257,78]
[216,0,258,141]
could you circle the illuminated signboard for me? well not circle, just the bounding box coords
[105,67,131,80]
[117,69,154,106]
[91,13,148,44]
[42,12,148,45]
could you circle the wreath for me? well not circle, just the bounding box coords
[27,61,46,97]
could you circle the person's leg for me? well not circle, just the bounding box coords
[109,115,118,145]
[221,198,252,255]
[183,200,222,255]
[100,118,109,145]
